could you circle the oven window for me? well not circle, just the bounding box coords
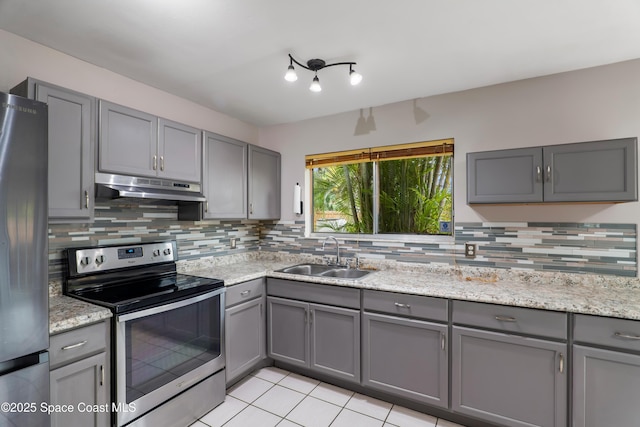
[125,295,221,403]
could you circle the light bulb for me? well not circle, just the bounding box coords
[284,65,297,82]
[309,75,322,92]
[349,69,362,86]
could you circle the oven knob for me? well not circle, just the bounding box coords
[163,248,172,256]
[80,256,91,266]
[153,249,161,257]
[95,255,105,265]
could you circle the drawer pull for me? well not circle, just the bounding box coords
[240,290,252,297]
[495,315,517,322]
[394,302,411,309]
[559,353,564,374]
[100,365,104,386]
[614,332,640,340]
[61,340,88,351]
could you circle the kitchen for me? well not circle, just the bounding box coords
[2,1,640,427]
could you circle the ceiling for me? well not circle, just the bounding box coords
[2,1,640,127]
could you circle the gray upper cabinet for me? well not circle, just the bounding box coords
[158,118,202,183]
[202,132,248,219]
[11,78,95,222]
[99,101,201,182]
[99,100,157,178]
[467,137,637,204]
[249,145,281,219]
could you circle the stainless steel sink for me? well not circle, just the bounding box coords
[280,264,335,275]
[277,263,372,280]
[319,268,371,279]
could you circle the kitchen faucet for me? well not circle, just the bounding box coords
[322,236,341,265]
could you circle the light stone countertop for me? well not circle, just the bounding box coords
[50,251,640,334]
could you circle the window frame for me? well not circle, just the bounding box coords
[305,139,455,243]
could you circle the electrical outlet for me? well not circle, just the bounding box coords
[464,243,477,258]
[230,238,237,249]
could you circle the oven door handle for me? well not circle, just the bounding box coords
[116,288,226,322]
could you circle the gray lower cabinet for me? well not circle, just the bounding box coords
[361,289,449,408]
[452,301,567,427]
[467,137,637,203]
[49,321,110,427]
[202,132,248,219]
[248,145,281,220]
[572,314,640,427]
[362,312,448,408]
[225,279,266,385]
[11,78,95,221]
[267,281,360,383]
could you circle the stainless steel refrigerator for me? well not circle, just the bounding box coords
[0,92,50,426]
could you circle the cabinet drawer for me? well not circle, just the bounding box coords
[452,300,567,340]
[574,314,640,352]
[50,322,108,369]
[226,278,264,308]
[363,290,447,322]
[267,278,360,309]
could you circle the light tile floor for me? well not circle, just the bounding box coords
[191,367,467,427]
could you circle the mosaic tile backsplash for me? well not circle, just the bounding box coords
[48,200,637,280]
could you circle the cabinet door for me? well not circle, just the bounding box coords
[467,147,543,203]
[50,352,109,427]
[34,83,94,221]
[203,132,248,219]
[362,312,448,407]
[248,145,281,219]
[267,297,308,368]
[225,297,265,385]
[99,100,158,177]
[310,304,360,383]
[158,118,201,182]
[543,138,637,202]
[452,326,567,427]
[573,345,640,427]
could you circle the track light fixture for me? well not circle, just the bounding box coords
[285,53,362,92]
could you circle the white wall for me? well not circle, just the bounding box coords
[0,30,258,144]
[260,59,640,224]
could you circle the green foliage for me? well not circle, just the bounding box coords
[312,155,452,235]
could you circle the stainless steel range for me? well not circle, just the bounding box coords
[65,241,225,427]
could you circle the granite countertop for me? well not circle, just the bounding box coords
[49,294,112,335]
[50,251,640,334]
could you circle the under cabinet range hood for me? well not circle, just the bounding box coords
[95,172,206,202]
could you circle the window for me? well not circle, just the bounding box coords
[307,139,453,236]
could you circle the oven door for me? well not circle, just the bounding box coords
[114,288,225,426]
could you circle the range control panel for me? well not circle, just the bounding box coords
[69,241,177,276]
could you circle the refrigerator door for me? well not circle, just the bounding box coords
[0,92,49,362]
[0,353,49,427]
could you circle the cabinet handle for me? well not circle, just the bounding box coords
[559,353,564,374]
[394,302,411,309]
[160,156,165,171]
[249,203,253,215]
[240,290,251,297]
[309,310,314,324]
[495,315,517,322]
[614,332,640,340]
[536,166,542,182]
[441,333,446,351]
[205,202,209,213]
[61,340,87,351]
[84,190,89,209]
[100,365,104,386]
[546,165,551,182]
[260,303,263,316]
[153,155,157,170]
